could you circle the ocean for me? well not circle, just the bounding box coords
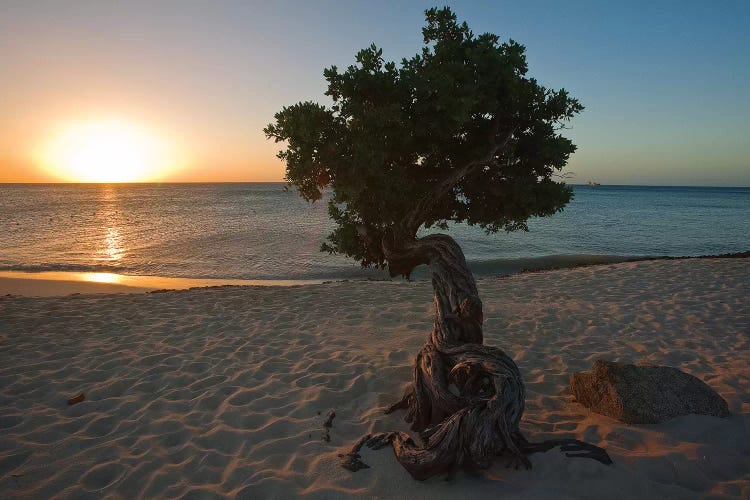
[1,183,748,281]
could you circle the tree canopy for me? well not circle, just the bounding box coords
[265,7,582,271]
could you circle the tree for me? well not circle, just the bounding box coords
[265,7,610,480]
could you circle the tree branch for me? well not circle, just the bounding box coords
[400,128,515,238]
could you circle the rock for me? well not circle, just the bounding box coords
[67,392,85,405]
[570,360,729,424]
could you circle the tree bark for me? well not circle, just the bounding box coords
[340,233,530,478]
[338,232,612,479]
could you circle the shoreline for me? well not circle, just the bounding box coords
[507,250,750,276]
[1,250,748,297]
[0,271,324,297]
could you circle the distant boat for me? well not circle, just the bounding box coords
[586,181,601,187]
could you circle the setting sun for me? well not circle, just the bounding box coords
[37,120,174,182]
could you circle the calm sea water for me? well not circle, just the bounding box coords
[1,183,748,280]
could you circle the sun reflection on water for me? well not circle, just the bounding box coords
[103,227,124,261]
[95,186,126,264]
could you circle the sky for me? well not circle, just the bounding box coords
[1,0,748,185]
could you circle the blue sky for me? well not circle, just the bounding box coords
[1,0,748,185]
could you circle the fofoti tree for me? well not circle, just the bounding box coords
[265,7,610,480]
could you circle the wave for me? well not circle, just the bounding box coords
[465,251,750,277]
[466,254,647,276]
[0,263,131,273]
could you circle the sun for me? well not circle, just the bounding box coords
[37,120,173,182]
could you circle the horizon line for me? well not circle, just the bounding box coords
[1,181,749,189]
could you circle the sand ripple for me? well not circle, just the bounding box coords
[0,258,748,498]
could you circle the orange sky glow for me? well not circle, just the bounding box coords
[1,2,748,185]
[2,111,285,183]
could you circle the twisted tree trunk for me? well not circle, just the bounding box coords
[339,233,612,479]
[340,233,529,478]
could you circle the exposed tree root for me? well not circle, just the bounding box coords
[339,433,612,479]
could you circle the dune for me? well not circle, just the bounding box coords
[0,258,748,498]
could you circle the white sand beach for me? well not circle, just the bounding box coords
[1,258,748,498]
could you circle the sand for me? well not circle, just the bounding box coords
[1,258,748,498]
[0,271,317,297]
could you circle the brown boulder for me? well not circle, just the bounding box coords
[570,360,730,424]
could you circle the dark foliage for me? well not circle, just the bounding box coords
[265,7,582,269]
